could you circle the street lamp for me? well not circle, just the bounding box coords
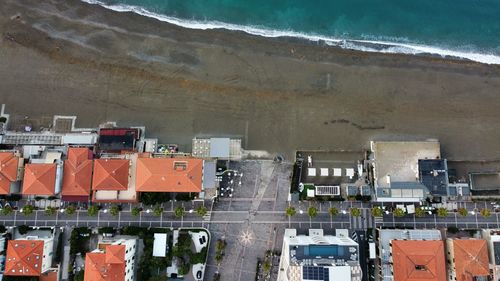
[341,210,347,215]
[299,210,304,215]
[189,209,194,214]
[60,209,65,213]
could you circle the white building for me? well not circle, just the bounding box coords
[371,141,441,202]
[277,229,361,281]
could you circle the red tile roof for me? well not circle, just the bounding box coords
[92,159,129,190]
[135,158,203,193]
[392,240,446,281]
[0,152,20,194]
[84,245,125,281]
[453,239,490,281]
[62,148,93,197]
[22,164,57,195]
[5,240,44,276]
[105,245,125,264]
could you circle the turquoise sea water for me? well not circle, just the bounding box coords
[85,0,500,64]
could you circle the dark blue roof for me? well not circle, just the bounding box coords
[418,159,449,196]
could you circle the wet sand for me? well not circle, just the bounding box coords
[1,0,500,161]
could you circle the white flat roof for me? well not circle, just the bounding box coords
[333,168,342,177]
[320,168,329,176]
[153,233,167,257]
[308,168,316,177]
[328,266,351,281]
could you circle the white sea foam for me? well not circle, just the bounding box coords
[82,0,500,65]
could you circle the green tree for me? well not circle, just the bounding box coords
[415,207,426,218]
[65,205,76,215]
[110,205,120,217]
[457,207,468,217]
[480,208,491,218]
[1,206,13,216]
[88,205,99,217]
[22,205,35,216]
[371,207,383,217]
[196,205,208,217]
[393,208,405,217]
[173,206,184,218]
[263,260,271,273]
[131,206,141,217]
[153,205,164,217]
[45,206,57,216]
[307,206,318,218]
[350,207,361,217]
[328,207,339,217]
[437,207,448,217]
[285,206,296,217]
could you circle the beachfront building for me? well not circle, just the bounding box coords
[277,229,361,281]
[84,238,137,281]
[192,137,242,160]
[446,238,490,281]
[61,147,93,201]
[378,229,444,281]
[371,140,446,202]
[0,151,22,194]
[135,154,216,199]
[92,156,137,202]
[4,234,54,277]
[293,150,367,201]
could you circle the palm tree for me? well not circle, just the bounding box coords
[196,205,208,217]
[328,207,339,217]
[308,206,318,218]
[22,205,35,216]
[415,207,426,218]
[45,206,57,216]
[131,206,141,217]
[65,205,76,215]
[88,205,99,217]
[480,208,491,218]
[174,206,184,218]
[1,206,13,216]
[393,208,405,217]
[350,207,361,217]
[154,205,165,217]
[371,207,383,217]
[286,206,296,217]
[437,207,448,217]
[457,207,468,217]
[110,205,120,217]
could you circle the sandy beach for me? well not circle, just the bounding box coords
[1,0,500,161]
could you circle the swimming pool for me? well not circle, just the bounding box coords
[306,245,342,257]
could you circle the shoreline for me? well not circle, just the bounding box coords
[1,0,500,161]
[82,0,500,66]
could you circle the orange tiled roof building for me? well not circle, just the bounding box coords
[84,239,136,281]
[92,159,129,190]
[392,240,446,281]
[448,239,490,281]
[5,238,54,277]
[0,151,20,194]
[62,147,93,201]
[22,163,57,196]
[135,157,203,193]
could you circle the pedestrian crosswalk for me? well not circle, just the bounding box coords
[350,208,383,229]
